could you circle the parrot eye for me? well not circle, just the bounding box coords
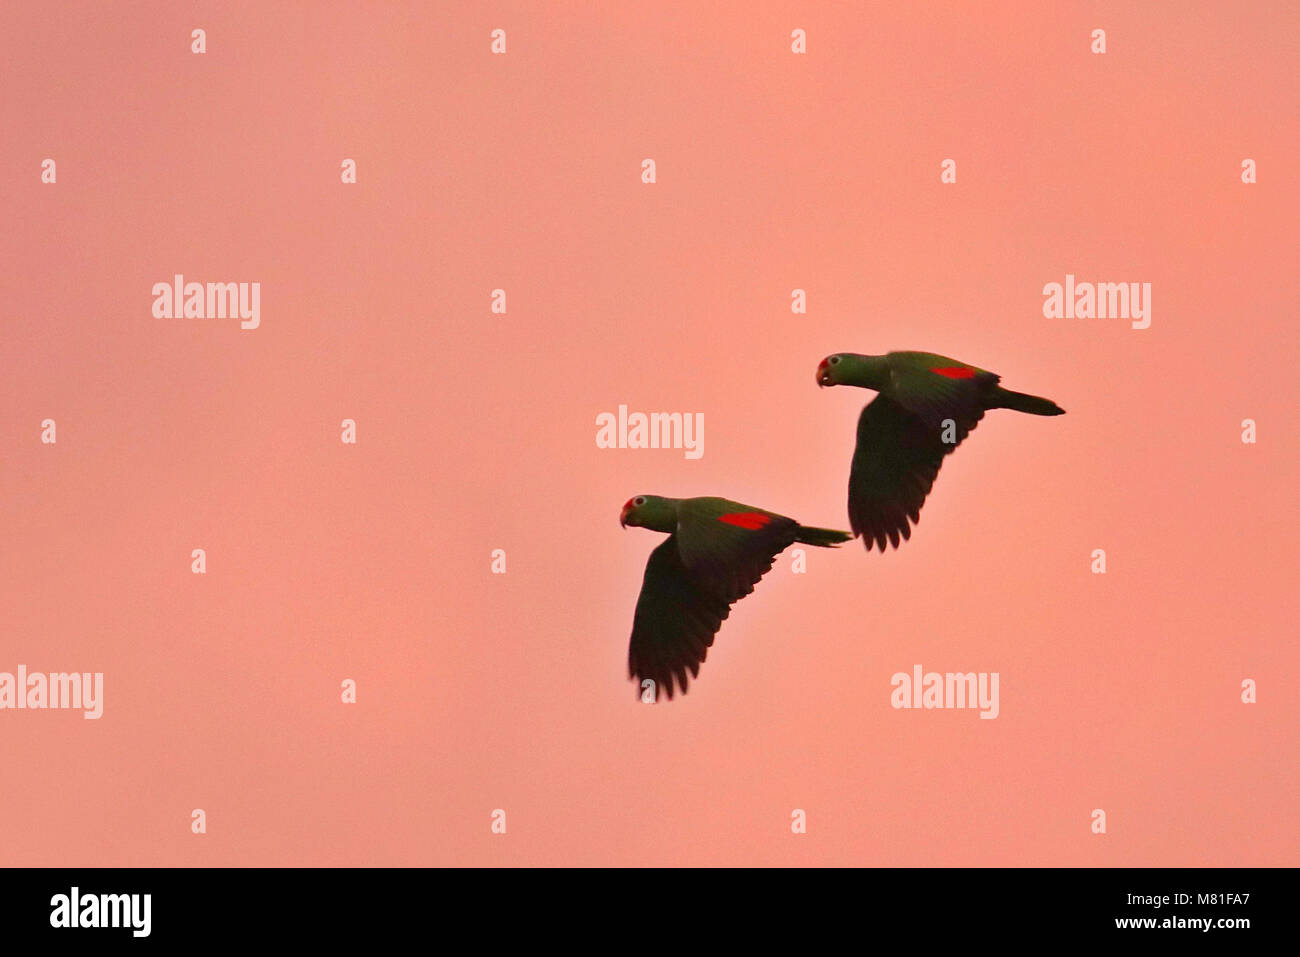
[829,355,841,365]
[634,496,647,506]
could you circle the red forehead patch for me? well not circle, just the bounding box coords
[622,498,637,510]
[930,366,976,379]
[718,512,772,530]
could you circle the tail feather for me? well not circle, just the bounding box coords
[795,525,853,548]
[990,387,1065,416]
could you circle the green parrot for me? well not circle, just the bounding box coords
[620,495,851,699]
[815,351,1065,551]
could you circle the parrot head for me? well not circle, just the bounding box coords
[816,353,883,390]
[620,495,677,533]
[816,354,848,388]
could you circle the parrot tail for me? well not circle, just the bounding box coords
[795,525,853,548]
[989,387,1065,416]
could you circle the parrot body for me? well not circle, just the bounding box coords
[816,350,1064,551]
[620,495,850,699]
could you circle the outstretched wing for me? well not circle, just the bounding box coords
[627,504,799,699]
[848,393,985,551]
[627,537,731,700]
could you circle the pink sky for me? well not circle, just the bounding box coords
[1,1,1296,865]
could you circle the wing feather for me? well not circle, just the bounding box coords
[627,509,798,699]
[848,394,985,551]
[627,537,729,700]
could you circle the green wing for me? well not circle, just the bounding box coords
[674,498,800,601]
[627,537,730,700]
[844,356,1002,551]
[848,393,976,551]
[885,356,998,434]
[627,498,799,699]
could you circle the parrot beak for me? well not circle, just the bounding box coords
[619,505,631,528]
[816,358,832,388]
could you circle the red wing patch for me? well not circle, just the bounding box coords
[930,366,977,379]
[718,512,772,530]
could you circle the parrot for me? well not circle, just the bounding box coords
[815,350,1065,552]
[619,494,851,699]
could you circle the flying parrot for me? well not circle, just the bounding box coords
[815,351,1065,551]
[619,495,851,700]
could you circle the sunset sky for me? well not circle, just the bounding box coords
[1,1,1296,866]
